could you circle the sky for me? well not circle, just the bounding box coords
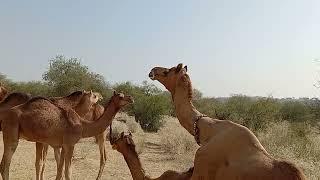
[1,0,320,98]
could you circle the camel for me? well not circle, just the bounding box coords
[0,83,8,102]
[36,103,108,180]
[149,63,306,180]
[0,90,133,180]
[0,90,99,180]
[110,131,194,180]
[35,91,105,180]
[0,90,107,180]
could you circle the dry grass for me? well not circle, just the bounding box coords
[257,121,320,180]
[110,112,145,154]
[158,116,198,162]
[0,114,318,179]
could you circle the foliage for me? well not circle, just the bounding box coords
[42,55,112,99]
[115,81,172,132]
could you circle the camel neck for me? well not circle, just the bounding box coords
[81,103,119,138]
[75,102,91,117]
[122,149,149,180]
[172,90,201,135]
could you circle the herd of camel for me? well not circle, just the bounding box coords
[0,63,306,180]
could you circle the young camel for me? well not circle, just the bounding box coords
[0,90,133,180]
[110,132,194,180]
[149,63,306,180]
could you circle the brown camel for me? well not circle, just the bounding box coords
[149,63,306,180]
[110,132,194,180]
[0,90,133,180]
[0,83,8,102]
[0,92,32,112]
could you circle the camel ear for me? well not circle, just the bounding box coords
[113,90,116,96]
[184,65,187,72]
[126,137,131,144]
[176,63,183,73]
[90,90,93,94]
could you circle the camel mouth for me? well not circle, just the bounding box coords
[148,71,155,80]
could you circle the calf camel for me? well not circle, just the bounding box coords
[0,83,8,102]
[149,63,306,180]
[0,90,133,180]
[110,132,194,180]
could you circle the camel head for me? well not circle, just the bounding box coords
[80,90,100,106]
[109,91,134,109]
[110,132,135,155]
[149,63,188,93]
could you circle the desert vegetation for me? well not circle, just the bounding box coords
[1,56,319,179]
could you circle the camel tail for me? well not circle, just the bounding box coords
[274,160,306,180]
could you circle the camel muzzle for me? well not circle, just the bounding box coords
[148,71,155,80]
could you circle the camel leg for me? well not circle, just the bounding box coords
[35,143,49,180]
[0,126,19,180]
[64,145,75,180]
[55,147,65,180]
[53,147,61,170]
[96,134,107,180]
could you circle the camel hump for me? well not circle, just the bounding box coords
[24,96,53,106]
[273,160,306,180]
[0,92,31,105]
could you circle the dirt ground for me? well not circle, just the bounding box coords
[0,133,194,180]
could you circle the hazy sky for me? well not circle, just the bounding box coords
[1,0,320,98]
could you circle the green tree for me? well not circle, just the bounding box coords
[42,55,111,99]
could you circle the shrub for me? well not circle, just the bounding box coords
[114,81,172,132]
[280,100,313,123]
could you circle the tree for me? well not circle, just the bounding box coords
[42,55,111,98]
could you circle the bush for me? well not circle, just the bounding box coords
[280,100,313,123]
[115,81,172,132]
[8,81,52,96]
[134,94,169,132]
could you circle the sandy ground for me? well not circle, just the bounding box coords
[0,133,194,180]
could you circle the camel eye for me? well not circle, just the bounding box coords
[163,70,169,76]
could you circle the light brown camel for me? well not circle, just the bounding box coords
[35,90,103,180]
[0,83,8,102]
[36,103,107,180]
[110,132,194,180]
[0,90,133,180]
[149,63,306,180]
[0,90,106,180]
[0,90,98,180]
